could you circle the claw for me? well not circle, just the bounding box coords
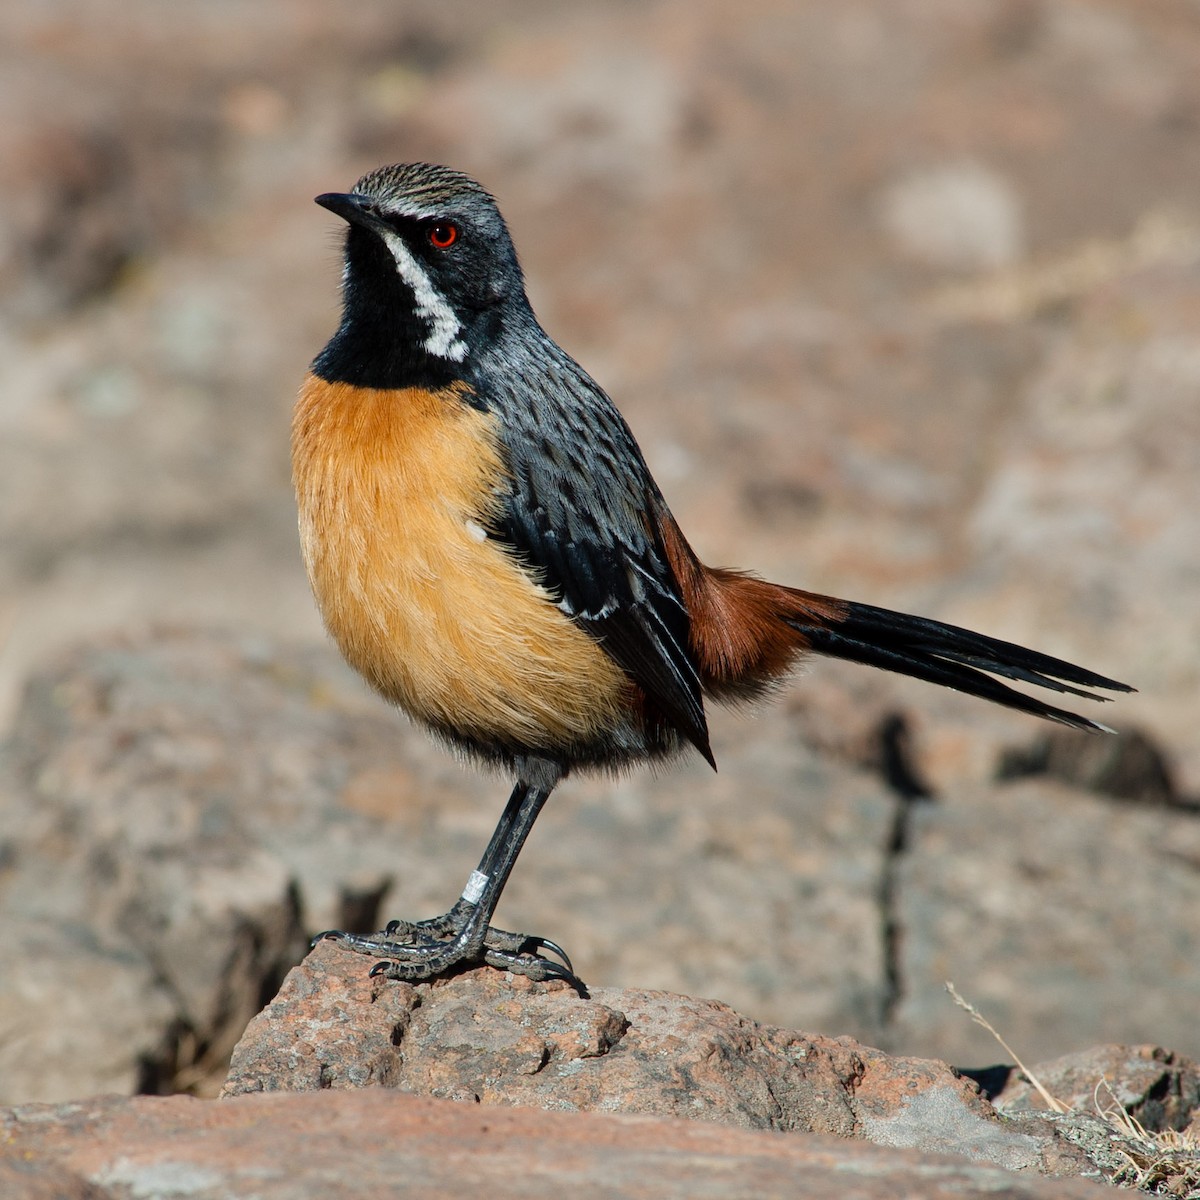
[538,959,580,986]
[522,955,588,996]
[369,960,394,978]
[526,937,574,974]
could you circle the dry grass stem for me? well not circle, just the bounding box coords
[946,982,1200,1197]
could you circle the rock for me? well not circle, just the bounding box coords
[0,124,141,320]
[879,161,1026,272]
[994,1044,1200,1134]
[890,777,1200,1067]
[0,632,320,1101]
[0,629,896,1101]
[223,943,1147,1184]
[226,943,878,1138]
[0,1158,104,1200]
[0,1090,1117,1200]
[997,726,1188,810]
[0,916,178,1103]
[5,625,1200,1106]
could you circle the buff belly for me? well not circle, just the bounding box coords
[291,375,632,754]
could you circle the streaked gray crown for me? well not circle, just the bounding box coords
[351,162,499,220]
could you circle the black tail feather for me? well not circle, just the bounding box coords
[794,601,1134,734]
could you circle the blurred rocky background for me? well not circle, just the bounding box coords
[2,0,1199,1123]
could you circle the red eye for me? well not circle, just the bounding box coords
[428,221,458,249]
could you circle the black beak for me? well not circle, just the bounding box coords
[314,192,385,233]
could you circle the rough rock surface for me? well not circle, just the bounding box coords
[3,628,1200,1107]
[994,1044,1200,1134]
[225,943,973,1142]
[892,776,1200,1066]
[0,629,897,1102]
[222,942,1196,1187]
[0,1090,1118,1200]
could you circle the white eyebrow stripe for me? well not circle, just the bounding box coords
[379,229,467,362]
[390,204,441,220]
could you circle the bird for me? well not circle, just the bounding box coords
[293,162,1133,990]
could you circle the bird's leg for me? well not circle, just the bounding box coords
[370,800,574,971]
[381,768,572,965]
[318,761,581,988]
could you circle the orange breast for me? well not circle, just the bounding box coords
[291,375,631,751]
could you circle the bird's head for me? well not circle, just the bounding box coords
[315,162,527,378]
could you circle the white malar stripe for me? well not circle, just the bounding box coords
[380,229,468,362]
[465,519,488,542]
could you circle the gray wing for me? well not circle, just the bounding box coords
[480,353,712,762]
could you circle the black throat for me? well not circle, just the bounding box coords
[312,227,464,392]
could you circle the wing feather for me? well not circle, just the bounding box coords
[478,353,712,763]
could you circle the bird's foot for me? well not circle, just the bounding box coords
[315,900,583,991]
[387,899,576,970]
